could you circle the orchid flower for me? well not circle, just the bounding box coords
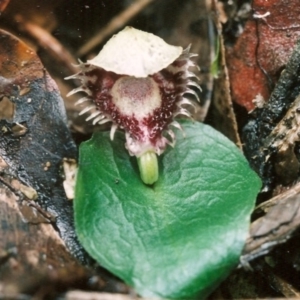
[66,27,200,184]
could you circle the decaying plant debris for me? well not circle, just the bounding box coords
[1,0,300,298]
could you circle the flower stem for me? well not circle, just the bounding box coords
[137,151,159,185]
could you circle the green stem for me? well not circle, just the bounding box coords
[137,151,159,185]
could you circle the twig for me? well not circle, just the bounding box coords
[77,0,156,57]
[260,262,300,298]
[0,0,10,13]
[65,291,138,300]
[15,15,78,75]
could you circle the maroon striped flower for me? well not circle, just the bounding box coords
[66,27,200,184]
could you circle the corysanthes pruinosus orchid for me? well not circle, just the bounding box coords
[66,27,200,184]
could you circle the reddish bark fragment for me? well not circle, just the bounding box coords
[227,0,300,111]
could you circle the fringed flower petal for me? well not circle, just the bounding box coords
[66,27,200,184]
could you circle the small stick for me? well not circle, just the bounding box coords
[0,0,10,13]
[15,15,78,74]
[77,0,156,57]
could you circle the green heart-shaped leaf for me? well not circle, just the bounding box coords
[74,121,261,299]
